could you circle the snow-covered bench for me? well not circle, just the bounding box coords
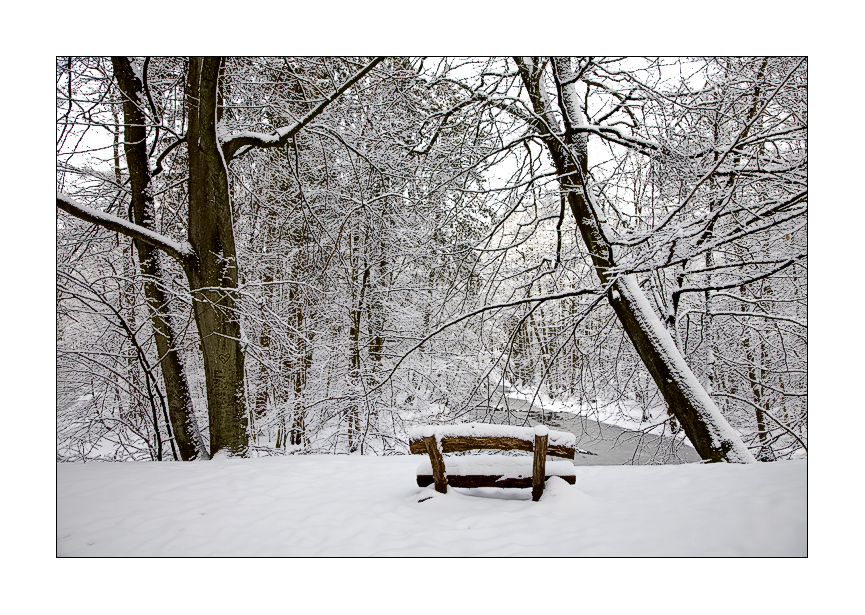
[408,423,577,501]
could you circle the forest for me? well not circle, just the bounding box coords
[56,56,807,465]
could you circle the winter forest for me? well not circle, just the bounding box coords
[56,56,806,468]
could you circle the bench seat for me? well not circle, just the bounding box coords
[417,454,576,488]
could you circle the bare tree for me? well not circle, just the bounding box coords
[57,57,805,463]
[109,56,208,460]
[58,56,383,457]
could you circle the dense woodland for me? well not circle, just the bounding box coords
[56,57,806,463]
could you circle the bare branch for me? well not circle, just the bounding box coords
[373,287,602,393]
[675,255,804,297]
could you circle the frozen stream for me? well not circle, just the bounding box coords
[466,394,701,465]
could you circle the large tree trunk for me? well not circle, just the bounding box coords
[59,58,385,459]
[111,57,208,460]
[515,56,754,463]
[186,56,249,457]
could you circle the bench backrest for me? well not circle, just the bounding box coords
[409,423,577,501]
[408,423,576,459]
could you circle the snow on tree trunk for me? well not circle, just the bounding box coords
[610,276,754,462]
[515,56,754,463]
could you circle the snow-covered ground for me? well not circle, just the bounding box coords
[57,455,806,556]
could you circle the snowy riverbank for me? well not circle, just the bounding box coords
[58,455,806,556]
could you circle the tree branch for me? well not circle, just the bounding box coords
[220,56,385,162]
[56,192,193,265]
[151,136,186,177]
[372,286,602,393]
[711,392,807,452]
[706,311,806,328]
[675,255,804,298]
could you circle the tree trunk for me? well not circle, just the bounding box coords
[347,263,369,452]
[515,56,754,463]
[254,264,273,425]
[741,284,774,461]
[60,58,384,459]
[289,282,307,447]
[111,56,208,460]
[185,56,249,457]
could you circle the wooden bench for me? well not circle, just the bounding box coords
[409,423,577,502]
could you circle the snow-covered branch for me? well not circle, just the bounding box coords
[56,192,193,265]
[220,57,384,162]
[706,311,806,328]
[374,287,602,392]
[711,392,807,451]
[674,255,804,297]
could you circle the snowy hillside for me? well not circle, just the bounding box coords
[57,456,806,556]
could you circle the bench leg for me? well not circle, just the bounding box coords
[424,435,448,494]
[532,433,548,502]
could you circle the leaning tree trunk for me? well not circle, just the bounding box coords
[111,56,208,460]
[515,56,754,463]
[185,56,249,457]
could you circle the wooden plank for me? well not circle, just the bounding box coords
[423,435,448,494]
[417,474,576,488]
[532,433,548,502]
[546,443,576,460]
[443,436,533,454]
[409,436,529,455]
[409,435,575,459]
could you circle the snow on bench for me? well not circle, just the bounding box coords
[408,422,577,458]
[409,423,576,501]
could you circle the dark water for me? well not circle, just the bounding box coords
[466,395,700,466]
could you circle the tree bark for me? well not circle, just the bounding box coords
[111,56,208,461]
[515,56,754,463]
[186,56,249,457]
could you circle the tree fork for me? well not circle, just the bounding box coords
[186,56,249,458]
[111,56,208,461]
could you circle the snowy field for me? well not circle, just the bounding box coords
[57,455,806,557]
